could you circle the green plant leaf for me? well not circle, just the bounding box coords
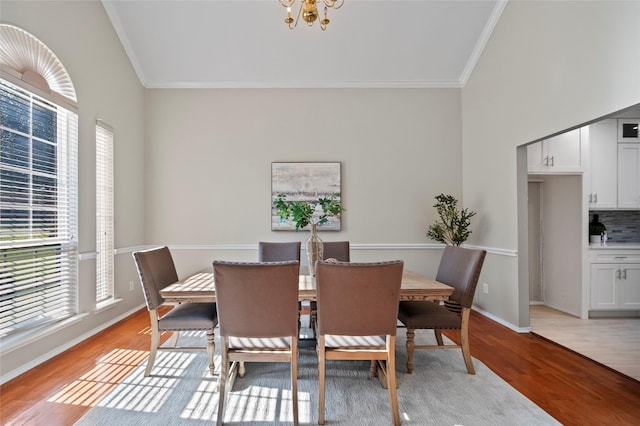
[426,193,476,246]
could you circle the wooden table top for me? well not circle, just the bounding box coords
[160,270,453,303]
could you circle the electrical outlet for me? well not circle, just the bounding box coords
[129,280,134,292]
[482,282,489,294]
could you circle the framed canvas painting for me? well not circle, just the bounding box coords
[271,162,342,231]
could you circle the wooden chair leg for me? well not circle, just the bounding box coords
[291,337,299,426]
[145,320,160,377]
[310,309,317,338]
[318,336,326,425]
[387,336,401,426]
[434,329,444,346]
[369,360,377,379]
[169,330,180,347]
[206,329,216,375]
[217,339,229,426]
[405,328,415,374]
[460,309,475,374]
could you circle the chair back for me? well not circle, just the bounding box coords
[322,241,350,262]
[435,246,486,308]
[213,260,300,338]
[258,241,301,262]
[133,246,178,310]
[315,260,403,337]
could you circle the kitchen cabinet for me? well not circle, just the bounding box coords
[617,143,640,208]
[618,118,640,142]
[528,128,583,173]
[590,250,640,311]
[587,119,618,208]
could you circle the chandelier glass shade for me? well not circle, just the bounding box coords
[280,0,344,31]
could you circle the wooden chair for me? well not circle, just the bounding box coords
[310,241,350,337]
[132,246,217,377]
[315,260,404,426]
[213,260,300,426]
[397,245,486,374]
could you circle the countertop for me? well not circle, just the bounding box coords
[588,242,640,249]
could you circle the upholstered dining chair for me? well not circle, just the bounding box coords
[315,260,404,426]
[322,240,350,262]
[309,241,350,337]
[397,245,486,375]
[258,241,302,331]
[258,241,301,262]
[213,260,300,426]
[132,246,217,377]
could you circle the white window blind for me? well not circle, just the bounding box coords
[96,121,114,303]
[0,78,78,338]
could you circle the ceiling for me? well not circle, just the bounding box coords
[101,0,506,89]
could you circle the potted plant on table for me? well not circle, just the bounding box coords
[273,193,344,275]
[427,193,476,246]
[589,214,606,244]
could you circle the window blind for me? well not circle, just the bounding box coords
[0,79,78,338]
[96,121,114,303]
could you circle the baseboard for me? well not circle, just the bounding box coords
[588,310,640,318]
[472,306,531,333]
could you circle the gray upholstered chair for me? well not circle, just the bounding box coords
[315,260,404,426]
[132,246,217,377]
[309,241,350,337]
[258,241,303,331]
[322,240,350,262]
[397,245,486,374]
[213,260,300,426]
[258,241,301,262]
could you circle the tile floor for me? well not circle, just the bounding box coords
[529,305,640,381]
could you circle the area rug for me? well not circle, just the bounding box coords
[75,328,560,425]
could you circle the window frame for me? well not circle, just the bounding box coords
[95,121,114,305]
[0,75,79,339]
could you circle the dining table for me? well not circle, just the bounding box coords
[160,269,454,304]
[160,268,454,389]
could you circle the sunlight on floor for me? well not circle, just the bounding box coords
[48,348,149,406]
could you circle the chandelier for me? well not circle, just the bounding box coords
[280,0,344,31]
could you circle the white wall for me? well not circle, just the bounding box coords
[462,1,640,327]
[1,1,146,381]
[144,88,463,277]
[541,175,583,316]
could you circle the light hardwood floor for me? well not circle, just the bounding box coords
[530,305,640,381]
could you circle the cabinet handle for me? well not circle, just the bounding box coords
[589,194,593,203]
[549,156,554,166]
[594,193,597,203]
[614,256,627,259]
[543,156,548,166]
[616,269,621,279]
[622,269,627,280]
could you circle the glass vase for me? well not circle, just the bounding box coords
[306,223,324,276]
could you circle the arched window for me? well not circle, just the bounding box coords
[0,24,78,337]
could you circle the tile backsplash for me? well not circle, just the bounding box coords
[590,211,640,243]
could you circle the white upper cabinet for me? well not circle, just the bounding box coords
[588,119,618,208]
[528,128,583,173]
[618,118,640,142]
[617,143,640,208]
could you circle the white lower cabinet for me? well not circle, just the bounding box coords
[590,251,640,310]
[619,265,640,309]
